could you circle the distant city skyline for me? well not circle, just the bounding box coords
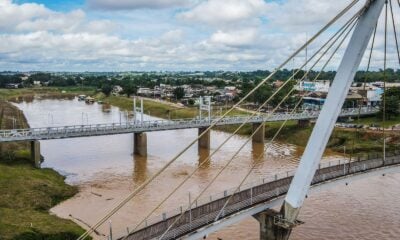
[1,0,399,72]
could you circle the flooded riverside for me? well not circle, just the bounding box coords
[12,96,400,240]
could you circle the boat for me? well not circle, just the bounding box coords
[78,95,86,101]
[85,97,95,104]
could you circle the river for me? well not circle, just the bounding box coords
[12,96,400,240]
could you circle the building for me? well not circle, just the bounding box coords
[137,88,152,96]
[351,84,383,107]
[302,91,363,109]
[5,83,20,89]
[296,80,331,92]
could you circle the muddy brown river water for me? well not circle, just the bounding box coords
[12,96,400,240]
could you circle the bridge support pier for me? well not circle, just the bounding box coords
[30,141,41,168]
[198,127,210,150]
[253,209,292,240]
[134,132,147,157]
[252,123,265,144]
[297,119,310,128]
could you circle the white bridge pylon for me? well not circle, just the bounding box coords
[284,0,386,224]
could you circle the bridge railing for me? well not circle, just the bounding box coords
[118,151,400,240]
[0,107,378,141]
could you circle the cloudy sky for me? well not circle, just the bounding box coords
[0,0,399,71]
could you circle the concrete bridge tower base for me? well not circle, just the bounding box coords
[198,127,210,149]
[30,140,41,168]
[134,132,147,157]
[252,123,265,144]
[253,209,292,240]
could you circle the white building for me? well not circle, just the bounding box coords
[296,80,331,92]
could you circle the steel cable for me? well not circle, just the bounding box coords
[158,16,360,240]
[77,1,360,238]
[122,10,362,239]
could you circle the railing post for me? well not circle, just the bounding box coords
[250,187,253,205]
[109,220,113,240]
[189,192,192,231]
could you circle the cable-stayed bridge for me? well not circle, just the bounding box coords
[40,0,398,239]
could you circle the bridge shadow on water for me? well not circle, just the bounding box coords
[132,154,148,183]
[198,148,211,169]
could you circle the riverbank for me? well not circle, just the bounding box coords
[0,100,89,239]
[94,93,247,119]
[0,86,95,100]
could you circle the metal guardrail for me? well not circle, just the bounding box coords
[120,151,400,240]
[0,107,377,142]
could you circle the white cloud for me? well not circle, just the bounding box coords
[209,29,258,47]
[0,0,397,71]
[87,0,192,10]
[0,0,118,34]
[179,0,268,27]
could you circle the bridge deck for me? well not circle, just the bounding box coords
[121,152,400,240]
[0,108,377,142]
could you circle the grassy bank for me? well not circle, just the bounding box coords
[217,119,400,156]
[96,94,247,119]
[0,86,96,101]
[0,100,89,240]
[354,115,400,128]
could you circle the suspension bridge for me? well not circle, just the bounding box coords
[27,0,398,239]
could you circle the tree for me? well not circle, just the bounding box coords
[122,82,137,97]
[253,85,272,104]
[101,84,112,96]
[173,87,185,100]
[379,88,400,120]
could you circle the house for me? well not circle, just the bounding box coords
[33,81,41,86]
[137,88,152,96]
[273,80,285,88]
[5,83,20,89]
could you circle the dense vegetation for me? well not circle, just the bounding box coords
[2,68,399,90]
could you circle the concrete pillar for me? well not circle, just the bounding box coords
[297,119,310,128]
[198,127,210,149]
[30,141,41,168]
[134,132,147,157]
[253,209,291,240]
[252,123,265,144]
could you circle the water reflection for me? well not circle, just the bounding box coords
[133,155,148,183]
[251,143,264,164]
[198,148,211,169]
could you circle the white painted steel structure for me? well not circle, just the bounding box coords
[0,107,376,142]
[284,0,386,223]
[117,154,400,240]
